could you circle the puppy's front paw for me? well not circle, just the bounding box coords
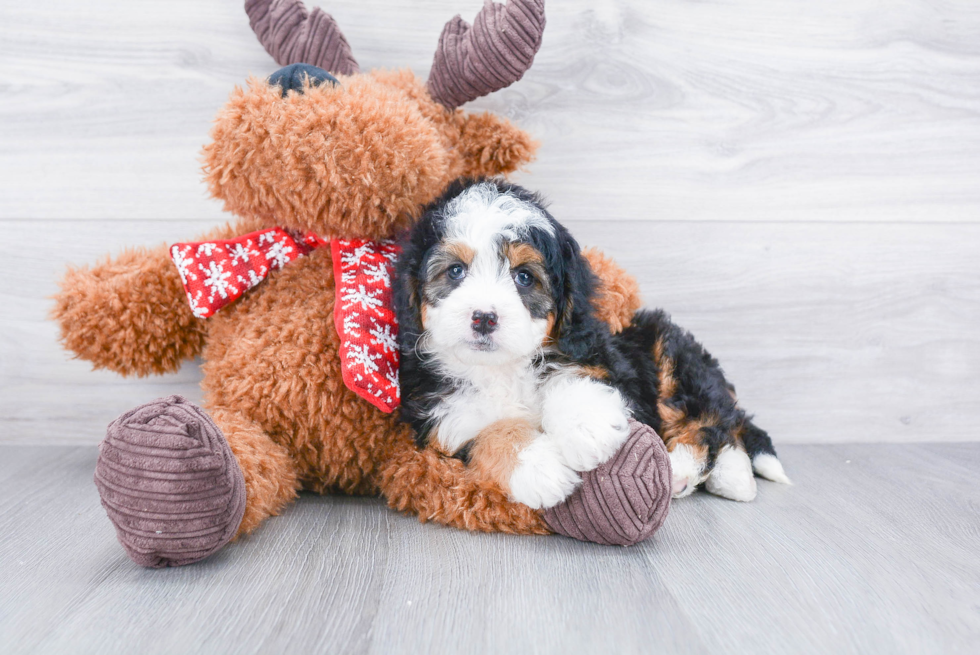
[508,438,582,510]
[541,378,631,472]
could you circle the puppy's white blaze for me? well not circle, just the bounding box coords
[668,444,705,499]
[442,182,553,254]
[508,436,581,509]
[752,453,792,485]
[425,271,549,369]
[704,446,757,502]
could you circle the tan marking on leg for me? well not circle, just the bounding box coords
[665,415,718,451]
[653,337,717,462]
[653,337,682,438]
[577,365,610,380]
[466,418,537,493]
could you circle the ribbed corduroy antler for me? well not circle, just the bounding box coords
[426,0,546,110]
[245,0,360,75]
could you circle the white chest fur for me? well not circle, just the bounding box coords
[427,360,543,453]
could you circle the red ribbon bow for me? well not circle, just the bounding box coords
[169,228,401,413]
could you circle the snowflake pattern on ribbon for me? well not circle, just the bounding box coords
[169,227,325,319]
[331,239,402,413]
[170,230,401,413]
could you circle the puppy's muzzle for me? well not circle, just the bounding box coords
[471,310,498,336]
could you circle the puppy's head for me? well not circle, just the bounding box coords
[395,178,606,369]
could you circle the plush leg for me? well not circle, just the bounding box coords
[52,221,255,377]
[95,396,299,567]
[208,406,301,537]
[377,424,550,535]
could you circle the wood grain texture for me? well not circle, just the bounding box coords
[4,219,977,445]
[2,4,979,443]
[1,0,979,221]
[0,443,977,654]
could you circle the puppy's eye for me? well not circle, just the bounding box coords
[447,263,466,281]
[514,269,534,288]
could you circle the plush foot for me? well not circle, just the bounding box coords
[95,395,247,568]
[543,420,672,546]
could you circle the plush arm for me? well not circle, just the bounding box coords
[52,222,245,377]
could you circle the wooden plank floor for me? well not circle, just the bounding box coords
[1,443,977,654]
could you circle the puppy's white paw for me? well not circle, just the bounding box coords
[541,377,631,472]
[508,437,582,510]
[668,443,706,498]
[705,445,757,502]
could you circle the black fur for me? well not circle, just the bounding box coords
[393,178,777,475]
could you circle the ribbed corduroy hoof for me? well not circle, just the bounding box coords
[543,420,672,546]
[94,396,247,568]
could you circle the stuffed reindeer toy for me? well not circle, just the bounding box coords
[53,0,674,567]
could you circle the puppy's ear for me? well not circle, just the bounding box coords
[393,221,432,342]
[550,225,609,362]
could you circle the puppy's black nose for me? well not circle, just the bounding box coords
[471,310,498,335]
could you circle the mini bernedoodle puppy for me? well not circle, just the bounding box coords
[394,178,790,509]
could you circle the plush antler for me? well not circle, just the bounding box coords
[245,0,360,75]
[427,0,546,110]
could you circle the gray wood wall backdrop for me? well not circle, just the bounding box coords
[1,0,978,445]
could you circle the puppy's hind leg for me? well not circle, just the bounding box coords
[703,440,757,502]
[742,420,792,485]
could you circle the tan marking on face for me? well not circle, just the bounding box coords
[542,312,556,345]
[420,302,431,329]
[504,242,545,269]
[445,241,476,266]
[466,418,536,493]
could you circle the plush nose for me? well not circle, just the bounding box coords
[471,310,498,336]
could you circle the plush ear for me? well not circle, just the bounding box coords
[456,112,539,178]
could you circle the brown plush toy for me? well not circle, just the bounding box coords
[53,0,672,567]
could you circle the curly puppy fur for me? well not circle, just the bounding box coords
[395,179,785,504]
[53,70,628,538]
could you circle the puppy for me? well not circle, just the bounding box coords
[394,178,790,509]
